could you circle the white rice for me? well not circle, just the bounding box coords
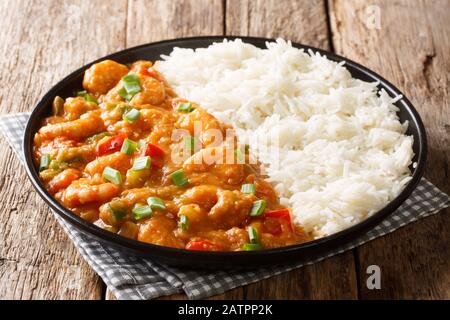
[155,39,414,238]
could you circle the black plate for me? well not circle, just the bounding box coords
[23,36,427,268]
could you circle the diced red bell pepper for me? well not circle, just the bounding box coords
[263,218,283,235]
[97,133,127,156]
[144,143,165,158]
[185,240,222,251]
[264,209,291,221]
[264,209,293,234]
[136,65,152,77]
[136,65,160,79]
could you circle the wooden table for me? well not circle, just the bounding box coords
[0,0,448,300]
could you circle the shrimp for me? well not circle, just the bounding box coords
[181,185,255,229]
[130,76,166,106]
[175,105,228,147]
[48,168,82,194]
[183,146,245,185]
[62,179,120,207]
[56,144,97,162]
[63,97,98,121]
[84,152,131,175]
[39,112,104,141]
[137,214,185,248]
[83,60,129,95]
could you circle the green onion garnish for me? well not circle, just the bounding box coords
[119,73,141,101]
[49,160,68,171]
[86,131,111,144]
[122,74,140,83]
[132,205,153,220]
[250,199,266,217]
[109,204,126,221]
[184,135,196,153]
[242,243,262,251]
[179,214,189,230]
[102,166,122,185]
[39,154,51,171]
[138,139,147,148]
[77,90,98,104]
[133,156,151,171]
[118,87,133,101]
[241,184,256,195]
[177,102,193,113]
[121,138,138,155]
[171,169,189,187]
[247,226,259,244]
[123,108,141,123]
[147,197,166,210]
[236,148,244,163]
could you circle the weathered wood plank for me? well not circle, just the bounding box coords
[0,0,128,299]
[226,0,330,50]
[125,0,224,47]
[329,0,450,299]
[226,0,359,300]
[106,0,226,300]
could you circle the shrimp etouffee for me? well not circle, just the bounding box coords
[33,59,311,251]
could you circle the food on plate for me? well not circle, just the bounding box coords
[156,39,414,237]
[33,59,310,251]
[33,38,415,250]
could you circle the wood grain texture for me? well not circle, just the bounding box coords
[329,0,450,299]
[225,0,358,300]
[126,0,224,47]
[226,0,330,50]
[0,0,128,299]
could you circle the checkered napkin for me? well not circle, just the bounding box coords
[1,112,449,300]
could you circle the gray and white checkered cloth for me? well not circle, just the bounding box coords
[1,112,449,300]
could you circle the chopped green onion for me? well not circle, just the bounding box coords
[67,156,82,163]
[77,90,98,104]
[49,160,68,171]
[118,87,134,101]
[102,166,122,185]
[124,82,141,94]
[179,214,189,230]
[39,154,51,171]
[241,183,256,195]
[242,243,262,251]
[86,131,111,143]
[138,139,147,148]
[109,204,126,221]
[121,138,138,155]
[104,102,119,110]
[250,199,266,217]
[122,74,140,83]
[133,156,151,171]
[123,108,141,123]
[177,102,193,113]
[132,205,153,220]
[119,73,141,101]
[104,225,118,233]
[171,169,189,187]
[236,148,244,163]
[147,197,166,210]
[52,96,64,116]
[118,102,131,114]
[184,135,197,153]
[247,226,259,244]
